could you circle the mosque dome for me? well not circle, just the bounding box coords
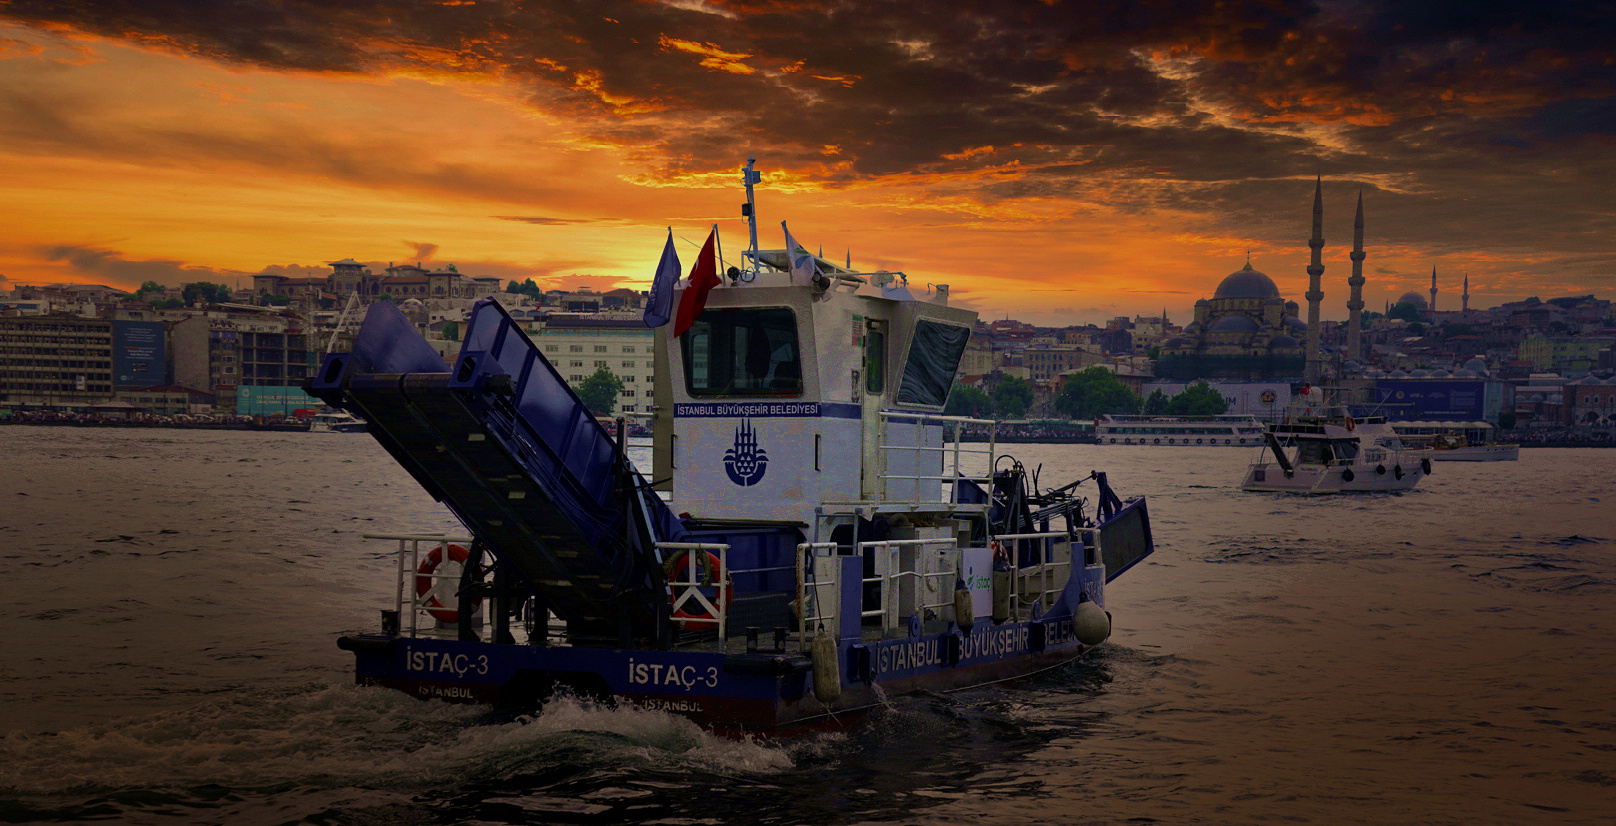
[1453,369,1478,378]
[1410,369,1431,378]
[1213,263,1281,300]
[402,298,424,308]
[1605,376,1616,385]
[1463,357,1489,374]
[1390,369,1410,378]
[1342,359,1363,373]
[1208,314,1262,333]
[1396,291,1429,309]
[1285,300,1300,315]
[1283,316,1308,334]
[1429,368,1451,378]
[1195,298,1210,306]
[1268,334,1300,349]
[1161,336,1192,349]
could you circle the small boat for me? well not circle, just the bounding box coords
[306,409,366,433]
[1394,422,1519,461]
[306,160,1156,737]
[1096,414,1267,446]
[1241,390,1430,493]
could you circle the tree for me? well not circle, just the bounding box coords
[1142,388,1170,415]
[507,278,544,300]
[441,321,459,342]
[576,365,623,415]
[1360,310,1384,322]
[263,293,292,306]
[181,281,232,306]
[944,383,993,418]
[1406,321,1426,335]
[1053,367,1141,419]
[1163,380,1229,415]
[1498,411,1517,429]
[137,280,165,298]
[991,375,1034,418]
[1441,322,1476,339]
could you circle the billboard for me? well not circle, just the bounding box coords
[237,385,322,416]
[1374,380,1486,421]
[113,321,166,388]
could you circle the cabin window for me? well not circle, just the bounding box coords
[681,307,802,397]
[1332,439,1360,463]
[865,326,886,394]
[896,319,970,408]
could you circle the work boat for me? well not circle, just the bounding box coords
[1241,396,1430,494]
[306,409,366,433]
[307,161,1154,737]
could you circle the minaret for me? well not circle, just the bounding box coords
[1462,273,1469,315]
[1305,176,1325,383]
[1346,190,1366,363]
[1429,266,1438,314]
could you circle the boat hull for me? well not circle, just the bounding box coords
[1240,461,1425,493]
[340,616,1096,737]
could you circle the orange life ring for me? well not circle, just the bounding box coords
[415,543,481,624]
[1345,415,1356,431]
[665,550,733,630]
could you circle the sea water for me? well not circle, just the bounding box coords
[2,427,1614,825]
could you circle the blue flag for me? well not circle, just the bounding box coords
[643,229,679,328]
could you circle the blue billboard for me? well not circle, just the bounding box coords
[1374,380,1485,421]
[113,321,166,388]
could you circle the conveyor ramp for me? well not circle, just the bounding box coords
[309,299,669,626]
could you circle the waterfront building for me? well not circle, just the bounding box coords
[525,315,655,415]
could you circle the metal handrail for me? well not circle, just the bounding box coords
[990,530,1075,610]
[365,533,476,638]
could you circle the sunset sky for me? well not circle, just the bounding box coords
[1,0,1611,326]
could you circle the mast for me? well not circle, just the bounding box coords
[741,158,761,279]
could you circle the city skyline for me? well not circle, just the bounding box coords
[1,2,1612,327]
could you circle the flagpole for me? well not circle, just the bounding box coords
[712,224,724,284]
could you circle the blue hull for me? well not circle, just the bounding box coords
[341,614,1097,737]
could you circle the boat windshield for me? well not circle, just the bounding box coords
[896,319,970,408]
[681,307,803,397]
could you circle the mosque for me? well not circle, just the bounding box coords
[1155,180,1371,382]
[1154,262,1306,380]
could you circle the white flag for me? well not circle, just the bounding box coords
[782,221,817,287]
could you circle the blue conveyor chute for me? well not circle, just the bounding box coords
[309,299,679,626]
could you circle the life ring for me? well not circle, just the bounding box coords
[1421,457,1432,474]
[1342,468,1355,482]
[1153,438,1160,445]
[1376,464,1386,475]
[1345,415,1356,431]
[1196,438,1204,445]
[415,543,480,624]
[665,550,733,630]
[1167,438,1174,445]
[1393,464,1404,480]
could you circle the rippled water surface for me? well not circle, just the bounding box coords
[3,427,1614,825]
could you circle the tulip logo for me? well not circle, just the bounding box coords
[723,419,768,486]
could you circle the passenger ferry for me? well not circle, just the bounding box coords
[307,161,1155,737]
[1096,414,1267,446]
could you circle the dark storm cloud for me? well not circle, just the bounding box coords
[5,1,1610,174]
[4,0,1613,259]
